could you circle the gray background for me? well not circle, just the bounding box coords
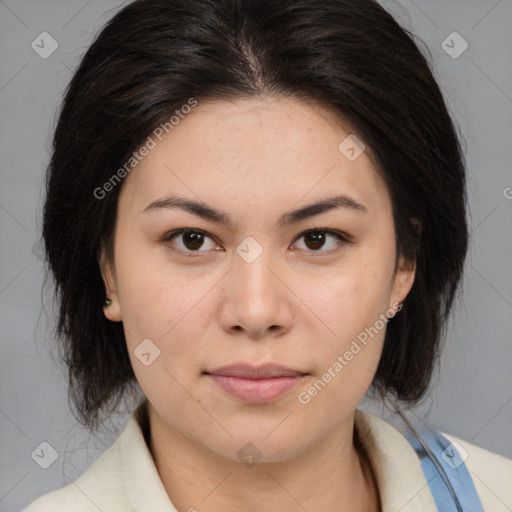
[1,0,511,510]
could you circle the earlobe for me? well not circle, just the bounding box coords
[103,296,121,322]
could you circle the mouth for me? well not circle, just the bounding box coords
[204,363,309,404]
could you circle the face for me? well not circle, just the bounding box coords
[101,96,415,463]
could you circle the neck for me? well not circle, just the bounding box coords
[143,402,381,512]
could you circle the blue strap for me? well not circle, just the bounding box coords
[399,422,484,511]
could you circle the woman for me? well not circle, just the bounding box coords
[23,0,512,510]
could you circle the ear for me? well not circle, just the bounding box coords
[389,255,416,310]
[99,244,122,322]
[389,218,421,309]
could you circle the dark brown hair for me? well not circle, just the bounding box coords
[42,0,468,431]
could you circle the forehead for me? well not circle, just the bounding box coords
[120,96,390,220]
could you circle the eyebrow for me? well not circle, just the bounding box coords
[141,194,367,229]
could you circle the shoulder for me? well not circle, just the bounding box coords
[354,409,512,511]
[441,431,512,511]
[22,399,175,512]
[22,424,128,512]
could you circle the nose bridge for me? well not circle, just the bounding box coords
[220,235,292,337]
[233,235,278,306]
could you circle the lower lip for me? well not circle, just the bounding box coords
[206,374,306,404]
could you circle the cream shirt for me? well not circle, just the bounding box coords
[23,400,512,511]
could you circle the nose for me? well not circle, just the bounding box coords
[218,242,294,340]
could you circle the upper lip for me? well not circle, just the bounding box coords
[205,363,307,379]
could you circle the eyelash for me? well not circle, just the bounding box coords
[161,228,350,259]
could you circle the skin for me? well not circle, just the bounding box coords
[100,96,416,512]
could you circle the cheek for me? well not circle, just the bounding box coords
[345,245,396,319]
[294,270,390,418]
[114,250,212,382]
[287,251,393,393]
[113,230,184,334]
[119,277,205,357]
[119,275,206,408]
[294,259,393,339]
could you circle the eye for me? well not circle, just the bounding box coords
[163,229,220,258]
[291,229,349,255]
[162,228,350,258]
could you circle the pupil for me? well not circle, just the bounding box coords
[184,231,203,250]
[306,232,325,250]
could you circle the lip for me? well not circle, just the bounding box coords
[207,363,306,379]
[205,363,308,404]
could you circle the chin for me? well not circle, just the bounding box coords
[198,421,314,466]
